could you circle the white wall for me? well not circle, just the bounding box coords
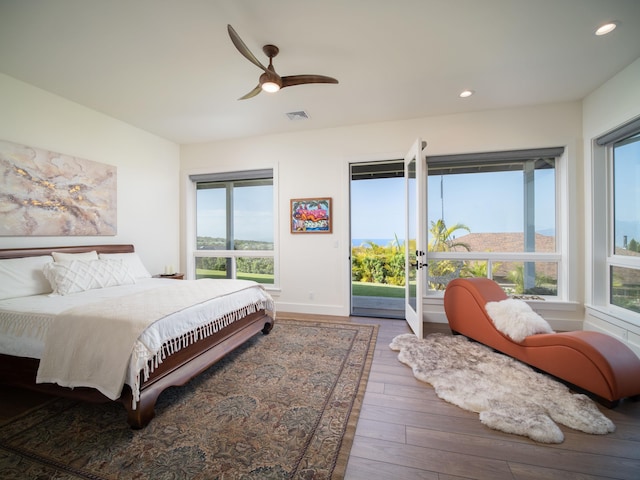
[0,71,587,325]
[181,102,583,321]
[582,57,640,355]
[0,74,181,274]
[2,55,638,337]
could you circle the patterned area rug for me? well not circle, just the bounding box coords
[390,333,615,443]
[0,319,377,479]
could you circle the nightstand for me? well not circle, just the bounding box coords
[153,273,185,280]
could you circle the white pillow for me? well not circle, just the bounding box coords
[43,259,136,296]
[52,250,99,263]
[485,298,554,342]
[0,255,54,300]
[98,252,151,279]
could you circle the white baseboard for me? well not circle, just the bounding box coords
[274,301,349,317]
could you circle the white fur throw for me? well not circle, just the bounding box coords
[485,298,554,342]
[390,333,614,443]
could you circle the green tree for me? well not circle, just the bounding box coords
[351,239,406,286]
[428,219,471,252]
[463,261,486,278]
[506,264,555,295]
[427,219,471,290]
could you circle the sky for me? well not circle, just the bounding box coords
[196,140,638,245]
[351,168,556,242]
[614,137,640,246]
[197,184,274,242]
[350,178,405,241]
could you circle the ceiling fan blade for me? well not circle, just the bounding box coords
[281,75,339,88]
[238,85,262,100]
[227,25,268,72]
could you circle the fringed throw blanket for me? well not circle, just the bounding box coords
[36,279,274,406]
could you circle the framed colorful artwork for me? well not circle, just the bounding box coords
[290,197,332,233]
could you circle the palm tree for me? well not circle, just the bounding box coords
[428,219,471,252]
[507,264,556,295]
[427,219,471,290]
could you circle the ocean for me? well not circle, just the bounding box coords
[351,238,403,247]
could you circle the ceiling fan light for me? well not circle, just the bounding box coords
[261,81,280,93]
[595,21,618,36]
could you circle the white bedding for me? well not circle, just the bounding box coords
[0,278,275,406]
[0,278,178,355]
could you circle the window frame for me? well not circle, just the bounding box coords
[185,167,279,288]
[600,126,640,321]
[424,148,566,299]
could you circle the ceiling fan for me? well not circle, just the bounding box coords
[227,24,339,100]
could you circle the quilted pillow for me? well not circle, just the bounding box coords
[43,259,136,296]
[0,255,54,300]
[52,250,99,263]
[485,298,554,342]
[98,252,151,279]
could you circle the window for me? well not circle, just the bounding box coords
[597,120,640,315]
[425,148,563,297]
[190,169,274,285]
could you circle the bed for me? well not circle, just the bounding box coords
[0,244,275,428]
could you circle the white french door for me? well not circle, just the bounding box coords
[404,138,427,337]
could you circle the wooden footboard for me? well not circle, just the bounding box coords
[0,309,274,428]
[0,244,275,428]
[125,309,273,428]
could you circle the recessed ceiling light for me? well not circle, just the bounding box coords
[459,90,474,98]
[595,21,618,36]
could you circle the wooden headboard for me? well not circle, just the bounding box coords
[0,244,134,260]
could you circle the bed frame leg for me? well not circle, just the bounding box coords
[127,403,156,429]
[121,389,158,429]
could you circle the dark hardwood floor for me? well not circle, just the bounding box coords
[2,316,639,479]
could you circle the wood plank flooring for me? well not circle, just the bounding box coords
[342,317,640,480]
[2,316,639,479]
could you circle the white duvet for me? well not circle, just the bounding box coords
[0,278,275,407]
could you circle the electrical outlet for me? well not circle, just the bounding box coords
[309,291,314,300]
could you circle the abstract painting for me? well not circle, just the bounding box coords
[0,139,117,236]
[290,197,332,233]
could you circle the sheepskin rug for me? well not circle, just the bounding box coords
[390,333,615,443]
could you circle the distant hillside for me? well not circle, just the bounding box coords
[613,247,640,285]
[451,232,556,279]
[454,232,555,253]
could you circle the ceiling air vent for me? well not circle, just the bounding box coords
[286,110,310,121]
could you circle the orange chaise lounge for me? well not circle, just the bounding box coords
[443,277,640,407]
